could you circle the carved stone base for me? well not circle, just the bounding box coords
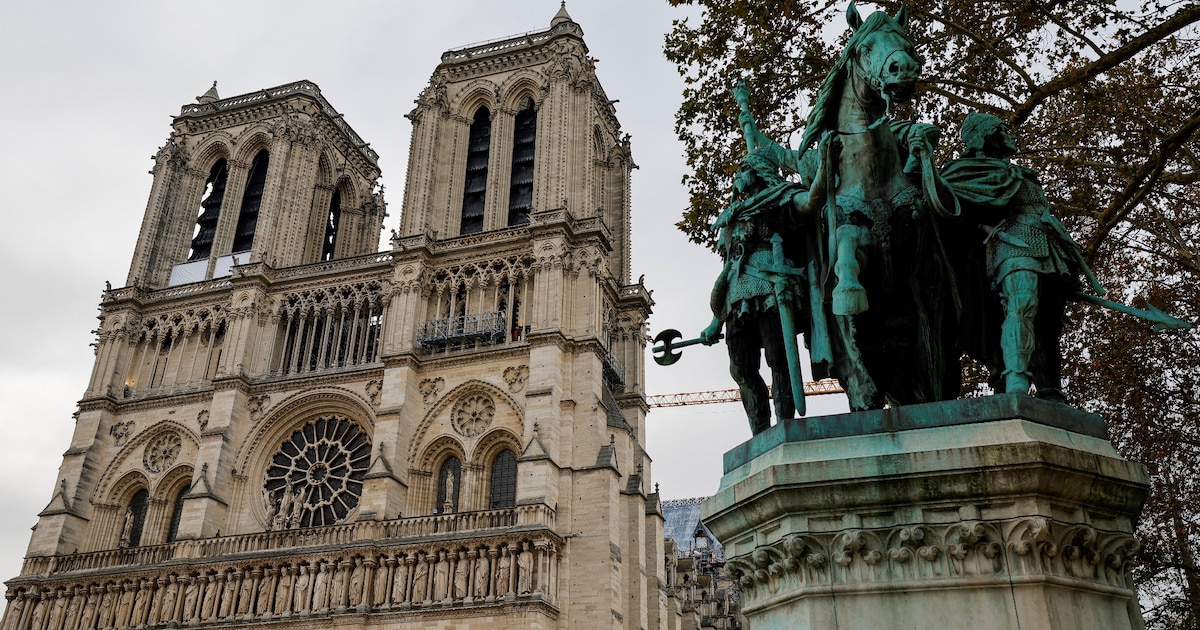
[701,395,1149,630]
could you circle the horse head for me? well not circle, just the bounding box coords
[845,2,922,105]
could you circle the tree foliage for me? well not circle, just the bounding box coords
[665,0,1200,626]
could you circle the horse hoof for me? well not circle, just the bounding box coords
[833,286,868,315]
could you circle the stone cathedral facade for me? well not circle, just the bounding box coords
[3,7,670,629]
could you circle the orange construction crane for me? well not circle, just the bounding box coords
[646,379,844,408]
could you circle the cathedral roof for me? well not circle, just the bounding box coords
[662,497,723,557]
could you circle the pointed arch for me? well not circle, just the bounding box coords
[190,134,235,174]
[450,80,499,119]
[92,420,199,504]
[105,469,153,506]
[460,105,492,235]
[407,379,523,468]
[497,71,545,111]
[413,435,466,515]
[507,96,537,227]
[235,387,376,477]
[157,464,194,544]
[229,127,274,165]
[473,428,521,510]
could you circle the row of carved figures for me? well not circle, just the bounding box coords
[2,538,558,630]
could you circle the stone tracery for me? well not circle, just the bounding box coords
[142,432,181,474]
[451,394,495,437]
[263,415,371,529]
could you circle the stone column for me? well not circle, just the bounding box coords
[702,396,1150,630]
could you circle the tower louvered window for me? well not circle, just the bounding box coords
[189,160,228,261]
[460,107,491,235]
[322,188,341,261]
[507,100,536,226]
[233,149,269,253]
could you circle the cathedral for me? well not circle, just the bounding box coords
[2,6,674,629]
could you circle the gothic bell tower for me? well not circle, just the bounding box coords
[127,81,385,290]
[4,6,666,630]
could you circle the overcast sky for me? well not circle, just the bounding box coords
[0,0,853,580]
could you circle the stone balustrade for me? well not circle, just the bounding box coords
[4,527,560,630]
[19,505,554,579]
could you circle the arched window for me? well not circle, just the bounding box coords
[189,159,228,261]
[123,489,150,548]
[489,449,517,509]
[507,99,536,227]
[321,188,341,261]
[233,149,269,253]
[166,486,187,543]
[435,456,461,514]
[460,107,491,235]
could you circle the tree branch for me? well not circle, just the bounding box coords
[1012,5,1200,125]
[918,11,1038,92]
[1086,105,1200,262]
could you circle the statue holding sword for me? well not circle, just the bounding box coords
[694,125,831,434]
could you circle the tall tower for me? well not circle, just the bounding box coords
[3,6,663,630]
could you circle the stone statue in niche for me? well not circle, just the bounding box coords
[119,508,134,548]
[497,547,512,596]
[411,554,429,603]
[433,551,450,602]
[473,549,491,599]
[454,550,469,599]
[442,471,456,513]
[517,542,534,595]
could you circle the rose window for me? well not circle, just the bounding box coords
[263,415,371,529]
[451,393,496,437]
[143,432,181,473]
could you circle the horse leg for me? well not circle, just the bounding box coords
[833,224,871,315]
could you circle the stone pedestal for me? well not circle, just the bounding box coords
[701,395,1149,630]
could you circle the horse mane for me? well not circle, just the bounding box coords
[798,10,905,151]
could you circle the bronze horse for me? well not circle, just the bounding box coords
[737,2,960,410]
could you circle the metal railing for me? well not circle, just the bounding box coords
[415,311,507,353]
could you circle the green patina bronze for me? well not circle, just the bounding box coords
[655,2,1191,426]
[719,2,961,418]
[697,143,826,434]
[945,111,1191,398]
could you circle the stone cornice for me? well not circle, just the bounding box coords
[88,390,213,415]
[248,364,385,394]
[412,345,531,373]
